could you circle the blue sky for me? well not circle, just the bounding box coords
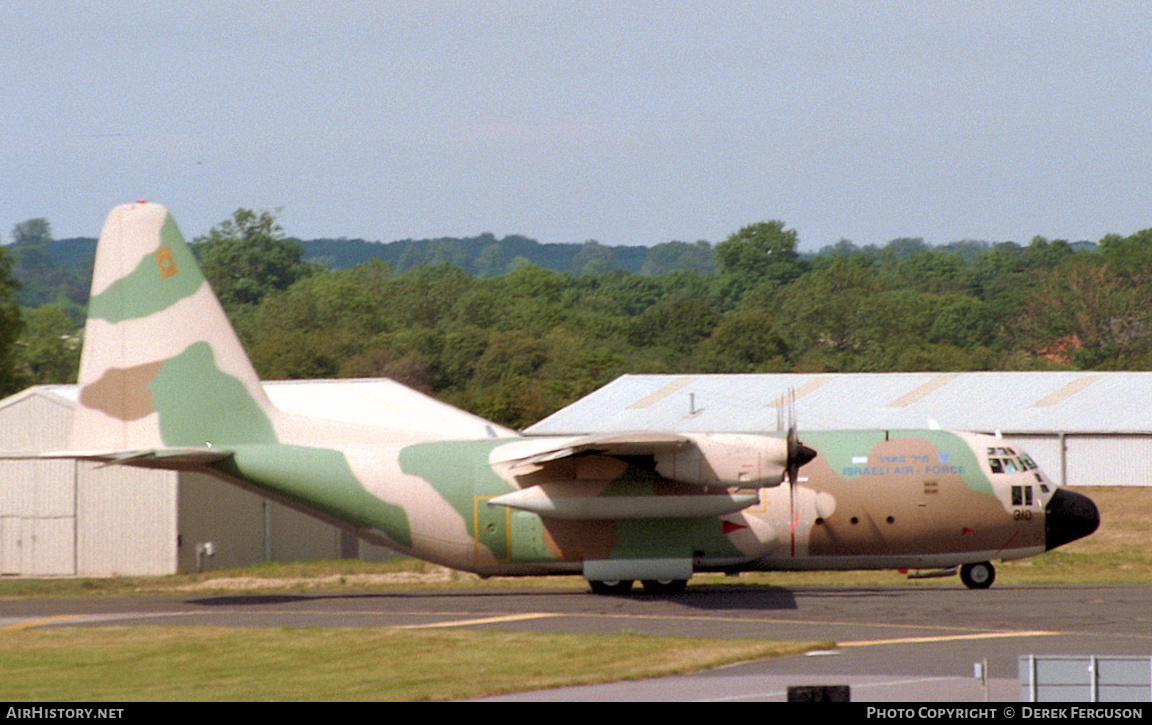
[3,1,1150,250]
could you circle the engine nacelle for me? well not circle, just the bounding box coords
[654,433,789,488]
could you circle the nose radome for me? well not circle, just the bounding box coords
[1045,488,1101,551]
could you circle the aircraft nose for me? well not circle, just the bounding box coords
[1045,488,1100,551]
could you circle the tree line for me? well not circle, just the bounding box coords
[4,211,1152,429]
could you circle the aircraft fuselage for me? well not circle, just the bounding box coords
[210,427,1097,590]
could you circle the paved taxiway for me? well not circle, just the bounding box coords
[4,584,1150,701]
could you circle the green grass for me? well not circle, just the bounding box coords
[0,626,826,702]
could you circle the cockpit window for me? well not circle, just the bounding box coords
[986,447,1039,476]
[1011,485,1035,506]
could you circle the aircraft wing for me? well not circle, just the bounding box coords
[490,431,689,468]
[492,431,791,488]
[486,431,791,521]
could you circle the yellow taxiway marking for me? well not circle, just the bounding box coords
[840,630,1060,647]
[0,615,83,631]
[396,613,561,630]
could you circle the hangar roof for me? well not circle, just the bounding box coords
[11,371,1148,440]
[524,372,1152,436]
[3,378,516,440]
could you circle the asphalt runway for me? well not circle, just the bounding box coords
[4,583,1150,702]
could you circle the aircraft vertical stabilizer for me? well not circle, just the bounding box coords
[71,202,279,451]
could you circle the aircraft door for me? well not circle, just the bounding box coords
[473,460,554,566]
[474,475,510,563]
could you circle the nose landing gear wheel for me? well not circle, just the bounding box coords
[959,561,995,589]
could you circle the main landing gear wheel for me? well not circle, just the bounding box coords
[641,579,688,595]
[589,579,634,595]
[959,561,995,589]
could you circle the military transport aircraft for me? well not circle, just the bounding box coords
[61,202,1100,593]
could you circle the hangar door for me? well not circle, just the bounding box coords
[0,459,76,576]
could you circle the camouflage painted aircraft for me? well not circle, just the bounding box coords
[66,202,1100,593]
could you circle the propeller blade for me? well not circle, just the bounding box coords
[785,425,817,485]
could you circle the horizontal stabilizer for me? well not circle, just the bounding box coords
[32,447,234,471]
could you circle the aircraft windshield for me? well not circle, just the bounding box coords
[986,446,1049,493]
[986,446,1038,474]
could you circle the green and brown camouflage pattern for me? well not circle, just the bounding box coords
[68,202,1099,588]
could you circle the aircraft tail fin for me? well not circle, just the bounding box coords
[71,202,279,451]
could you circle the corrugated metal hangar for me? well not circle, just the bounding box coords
[527,371,1152,489]
[1,371,1143,577]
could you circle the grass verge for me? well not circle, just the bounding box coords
[0,626,826,701]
